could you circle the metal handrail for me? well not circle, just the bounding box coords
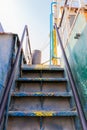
[58,0,68,28]
[0,25,32,125]
[54,23,87,130]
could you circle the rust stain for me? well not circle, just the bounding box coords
[83,11,87,21]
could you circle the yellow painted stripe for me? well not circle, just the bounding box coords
[52,29,58,65]
[34,111,54,116]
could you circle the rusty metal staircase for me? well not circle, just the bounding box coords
[0,24,87,130]
[7,65,78,130]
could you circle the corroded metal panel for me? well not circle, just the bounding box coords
[7,116,76,130]
[65,13,87,118]
[0,34,15,102]
[7,65,79,129]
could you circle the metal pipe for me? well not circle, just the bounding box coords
[50,2,57,65]
[54,23,87,130]
[50,13,53,65]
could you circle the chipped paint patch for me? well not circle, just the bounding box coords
[11,92,72,97]
[34,111,53,116]
[21,64,64,71]
[17,77,67,82]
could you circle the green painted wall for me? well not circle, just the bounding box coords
[65,13,87,116]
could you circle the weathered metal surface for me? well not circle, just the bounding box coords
[32,50,41,64]
[11,91,72,97]
[22,64,64,70]
[7,65,79,129]
[65,13,87,116]
[9,97,71,111]
[21,69,64,78]
[15,81,67,93]
[0,34,15,102]
[8,110,77,117]
[17,77,67,82]
[55,23,87,129]
[42,117,76,130]
[7,116,76,130]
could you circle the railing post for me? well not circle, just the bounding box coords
[50,2,57,65]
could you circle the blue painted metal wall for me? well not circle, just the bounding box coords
[65,12,87,117]
[0,34,15,102]
[0,33,21,129]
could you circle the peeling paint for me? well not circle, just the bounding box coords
[12,92,72,97]
[9,110,77,117]
[22,64,64,71]
[17,77,67,82]
[0,34,15,101]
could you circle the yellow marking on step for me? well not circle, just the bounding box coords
[34,65,49,69]
[35,92,42,94]
[34,111,53,116]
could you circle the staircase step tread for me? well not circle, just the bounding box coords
[21,66,64,71]
[11,91,72,97]
[9,110,77,117]
[21,65,64,71]
[17,78,67,82]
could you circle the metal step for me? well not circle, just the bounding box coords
[7,65,79,130]
[15,81,67,93]
[21,65,64,71]
[17,77,67,82]
[7,116,77,130]
[11,91,72,97]
[9,96,71,111]
[21,66,64,78]
[8,110,77,117]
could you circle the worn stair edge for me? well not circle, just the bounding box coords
[8,111,77,117]
[16,78,67,82]
[11,92,72,97]
[21,66,64,71]
[21,65,64,70]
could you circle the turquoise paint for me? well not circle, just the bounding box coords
[0,34,15,102]
[65,13,87,117]
[12,91,72,97]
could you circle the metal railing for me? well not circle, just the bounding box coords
[58,0,84,48]
[0,25,32,126]
[54,23,87,130]
[22,25,32,64]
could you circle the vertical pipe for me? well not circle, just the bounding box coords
[50,14,53,65]
[52,0,58,65]
[50,1,57,65]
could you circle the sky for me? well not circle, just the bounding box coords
[0,0,51,62]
